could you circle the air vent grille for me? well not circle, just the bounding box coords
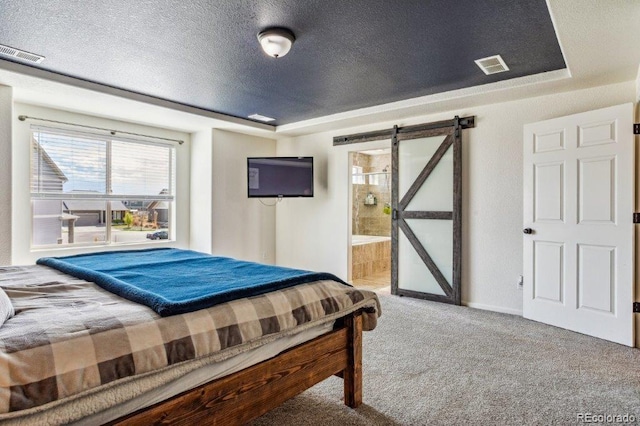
[474,54,509,75]
[0,43,45,63]
[0,45,18,56]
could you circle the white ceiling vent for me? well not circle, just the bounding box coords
[0,44,45,64]
[474,54,509,75]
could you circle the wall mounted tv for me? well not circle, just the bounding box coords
[247,157,314,198]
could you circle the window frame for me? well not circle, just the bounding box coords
[29,125,177,249]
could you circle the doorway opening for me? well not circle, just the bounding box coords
[349,148,392,291]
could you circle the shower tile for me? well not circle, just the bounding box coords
[381,242,390,258]
[352,262,363,279]
[363,261,373,277]
[373,259,390,273]
[365,244,375,262]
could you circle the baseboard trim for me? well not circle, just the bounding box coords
[462,301,523,316]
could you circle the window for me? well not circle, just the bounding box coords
[352,166,365,184]
[30,126,176,248]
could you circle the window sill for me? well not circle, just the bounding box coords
[30,239,176,253]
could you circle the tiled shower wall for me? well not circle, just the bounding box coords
[352,152,391,237]
[351,152,392,281]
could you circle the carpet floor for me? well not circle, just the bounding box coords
[251,293,640,425]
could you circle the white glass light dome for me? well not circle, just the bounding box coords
[257,28,295,58]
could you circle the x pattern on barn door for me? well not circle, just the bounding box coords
[391,122,463,305]
[334,116,472,306]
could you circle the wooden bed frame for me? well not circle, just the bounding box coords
[109,311,364,425]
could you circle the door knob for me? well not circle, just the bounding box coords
[523,228,533,234]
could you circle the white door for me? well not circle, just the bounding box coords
[523,103,634,347]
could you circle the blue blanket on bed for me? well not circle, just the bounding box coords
[37,248,349,316]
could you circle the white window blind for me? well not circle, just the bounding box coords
[111,141,173,198]
[30,125,176,248]
[32,131,106,194]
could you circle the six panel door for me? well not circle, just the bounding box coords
[523,103,634,346]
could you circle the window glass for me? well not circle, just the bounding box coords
[352,166,365,184]
[32,132,106,194]
[30,127,176,248]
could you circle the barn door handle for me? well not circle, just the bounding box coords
[523,228,533,234]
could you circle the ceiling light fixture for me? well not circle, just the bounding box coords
[248,113,275,122]
[257,27,295,58]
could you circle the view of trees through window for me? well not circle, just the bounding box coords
[30,128,176,247]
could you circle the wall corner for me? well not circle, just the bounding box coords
[189,128,214,254]
[636,64,640,103]
[0,85,12,265]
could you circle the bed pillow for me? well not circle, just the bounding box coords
[0,287,14,327]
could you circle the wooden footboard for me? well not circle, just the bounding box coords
[109,311,364,425]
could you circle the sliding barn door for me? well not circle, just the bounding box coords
[391,125,461,304]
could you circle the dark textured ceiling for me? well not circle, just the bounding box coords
[0,0,565,126]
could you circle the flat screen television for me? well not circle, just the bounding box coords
[247,157,314,198]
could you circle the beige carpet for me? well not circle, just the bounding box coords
[251,293,640,425]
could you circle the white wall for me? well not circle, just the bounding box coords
[0,86,12,265]
[276,81,636,315]
[211,129,277,263]
[190,129,214,253]
[636,65,640,102]
[3,80,636,315]
[11,103,191,264]
[636,65,640,345]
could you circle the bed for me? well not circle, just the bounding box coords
[0,249,381,425]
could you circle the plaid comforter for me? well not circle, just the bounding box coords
[0,264,380,422]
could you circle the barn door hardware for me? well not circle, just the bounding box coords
[333,116,474,146]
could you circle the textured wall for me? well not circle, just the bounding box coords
[276,81,635,315]
[0,86,12,265]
